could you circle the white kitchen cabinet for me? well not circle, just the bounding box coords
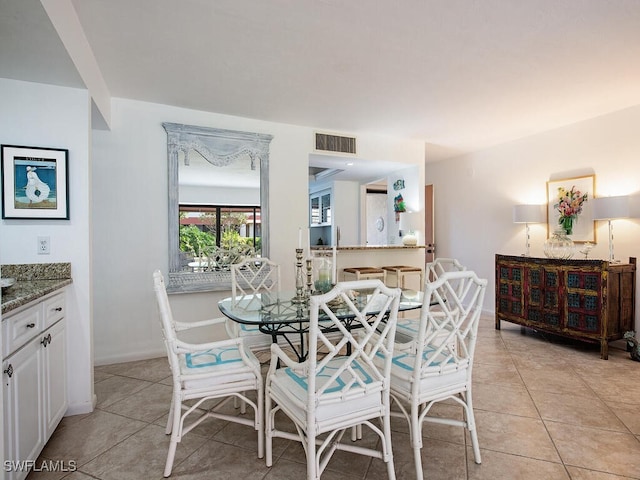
[310,189,333,246]
[310,189,332,226]
[2,291,67,480]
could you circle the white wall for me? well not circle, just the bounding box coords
[426,104,640,330]
[0,79,94,415]
[386,165,421,245]
[92,97,425,364]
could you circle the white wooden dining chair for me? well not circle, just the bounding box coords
[153,270,264,477]
[386,270,487,480]
[265,279,402,480]
[224,257,282,351]
[395,257,467,340]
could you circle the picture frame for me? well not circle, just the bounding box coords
[546,174,595,243]
[1,145,69,220]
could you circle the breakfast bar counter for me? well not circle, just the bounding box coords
[311,245,426,290]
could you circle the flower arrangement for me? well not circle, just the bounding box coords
[554,186,588,235]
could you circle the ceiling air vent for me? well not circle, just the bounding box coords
[315,132,357,155]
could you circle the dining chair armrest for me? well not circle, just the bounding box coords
[266,343,304,377]
[174,317,227,332]
[173,336,243,355]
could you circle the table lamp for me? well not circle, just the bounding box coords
[513,204,546,256]
[399,211,420,246]
[591,195,630,262]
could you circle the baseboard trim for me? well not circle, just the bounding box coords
[94,346,166,366]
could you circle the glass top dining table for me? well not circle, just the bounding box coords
[218,288,424,361]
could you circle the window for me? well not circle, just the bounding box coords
[179,204,261,264]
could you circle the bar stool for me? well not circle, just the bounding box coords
[382,265,424,289]
[342,266,386,283]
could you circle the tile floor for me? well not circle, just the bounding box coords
[28,315,640,480]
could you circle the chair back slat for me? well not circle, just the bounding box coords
[415,270,486,376]
[231,257,281,306]
[425,257,467,296]
[307,280,401,399]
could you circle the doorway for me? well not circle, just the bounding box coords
[425,184,435,263]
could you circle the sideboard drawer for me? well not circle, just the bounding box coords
[43,292,65,329]
[2,305,43,357]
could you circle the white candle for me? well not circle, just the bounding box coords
[298,228,302,249]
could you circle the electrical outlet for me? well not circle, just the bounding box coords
[37,236,50,255]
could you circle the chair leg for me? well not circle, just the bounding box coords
[307,432,318,480]
[164,394,182,477]
[463,393,482,464]
[164,440,178,477]
[265,393,273,466]
[413,446,424,480]
[165,397,174,435]
[382,411,397,480]
[410,408,424,480]
[257,384,265,459]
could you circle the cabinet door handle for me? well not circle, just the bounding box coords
[26,323,36,328]
[54,307,63,312]
[3,364,13,378]
[41,334,51,347]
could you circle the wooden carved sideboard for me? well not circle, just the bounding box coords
[495,254,636,359]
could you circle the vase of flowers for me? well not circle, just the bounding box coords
[544,228,576,259]
[555,186,588,235]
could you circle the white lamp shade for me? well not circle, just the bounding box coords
[592,196,630,220]
[513,204,546,224]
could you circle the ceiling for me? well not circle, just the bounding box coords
[3,0,640,166]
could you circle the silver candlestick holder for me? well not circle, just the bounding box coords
[292,248,308,304]
[306,258,313,293]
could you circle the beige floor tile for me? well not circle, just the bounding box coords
[23,456,72,480]
[94,375,153,409]
[473,382,539,418]
[580,374,640,405]
[472,361,524,387]
[278,426,377,475]
[79,423,207,480]
[472,410,560,462]
[265,457,363,480]
[466,448,568,480]
[153,411,230,439]
[93,369,114,384]
[516,365,594,396]
[40,410,146,466]
[529,389,628,431]
[565,465,640,480]
[94,356,170,383]
[28,310,640,480]
[473,345,515,366]
[211,414,265,453]
[545,421,640,478]
[366,432,467,480]
[168,440,269,479]
[101,382,173,423]
[37,473,97,480]
[389,402,466,445]
[606,400,640,435]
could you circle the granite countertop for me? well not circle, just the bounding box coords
[1,263,72,316]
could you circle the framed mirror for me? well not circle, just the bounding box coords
[163,123,273,293]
